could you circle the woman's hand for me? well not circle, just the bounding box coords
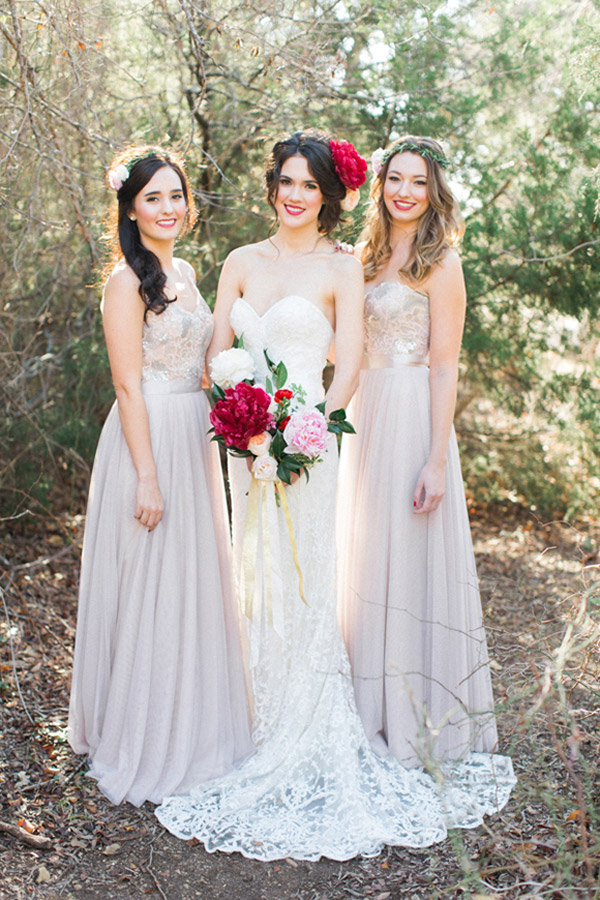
[135,476,164,530]
[413,461,446,514]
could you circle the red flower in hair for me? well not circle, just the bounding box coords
[329,140,368,191]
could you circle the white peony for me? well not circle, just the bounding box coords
[248,432,272,456]
[252,454,278,482]
[210,347,255,389]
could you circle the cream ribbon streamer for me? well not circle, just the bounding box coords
[240,476,308,648]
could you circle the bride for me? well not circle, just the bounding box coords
[155,131,515,861]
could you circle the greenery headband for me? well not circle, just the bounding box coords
[371,142,450,175]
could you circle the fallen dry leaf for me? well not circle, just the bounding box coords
[36,866,51,884]
[103,843,121,856]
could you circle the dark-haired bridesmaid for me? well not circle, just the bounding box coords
[68,146,253,806]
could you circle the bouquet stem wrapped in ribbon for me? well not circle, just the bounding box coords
[209,346,354,636]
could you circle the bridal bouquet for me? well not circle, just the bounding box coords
[208,347,354,484]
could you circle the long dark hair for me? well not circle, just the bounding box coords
[104,145,196,318]
[265,130,346,235]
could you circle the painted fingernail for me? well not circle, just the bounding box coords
[413,501,417,507]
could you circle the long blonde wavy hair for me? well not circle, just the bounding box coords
[361,136,464,284]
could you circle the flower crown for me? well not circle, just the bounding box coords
[371,141,450,176]
[329,139,367,212]
[107,155,144,191]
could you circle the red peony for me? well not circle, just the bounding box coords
[277,415,291,431]
[329,139,368,191]
[274,389,293,402]
[210,382,273,449]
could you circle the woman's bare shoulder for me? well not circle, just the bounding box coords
[331,249,364,278]
[102,262,143,313]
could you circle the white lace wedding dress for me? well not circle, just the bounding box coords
[155,295,515,860]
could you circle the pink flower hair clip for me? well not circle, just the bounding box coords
[107,163,130,192]
[107,155,144,192]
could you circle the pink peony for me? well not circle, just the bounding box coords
[210,383,273,450]
[283,407,329,459]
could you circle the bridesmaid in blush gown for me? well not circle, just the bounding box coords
[338,136,503,769]
[68,146,253,806]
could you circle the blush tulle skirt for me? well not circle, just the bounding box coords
[68,382,253,806]
[337,365,500,768]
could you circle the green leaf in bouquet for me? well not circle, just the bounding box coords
[265,376,274,396]
[275,360,288,388]
[277,461,292,484]
[337,421,356,434]
[327,423,341,435]
[328,408,346,422]
[212,384,226,401]
[290,383,306,404]
[315,401,326,415]
[272,430,286,457]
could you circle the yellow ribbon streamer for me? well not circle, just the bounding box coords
[261,482,273,626]
[240,477,260,623]
[240,475,308,630]
[274,480,308,607]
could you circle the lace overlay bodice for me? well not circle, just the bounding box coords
[364,282,430,362]
[230,296,333,405]
[142,296,213,383]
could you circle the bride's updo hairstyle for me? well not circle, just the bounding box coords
[265,130,346,235]
[104,145,196,318]
[361,135,464,284]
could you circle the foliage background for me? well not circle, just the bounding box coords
[2,0,599,520]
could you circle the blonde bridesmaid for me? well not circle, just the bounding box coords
[338,136,502,768]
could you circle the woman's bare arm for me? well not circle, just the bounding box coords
[103,266,164,531]
[413,250,466,514]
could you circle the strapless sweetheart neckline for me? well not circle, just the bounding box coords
[234,295,334,335]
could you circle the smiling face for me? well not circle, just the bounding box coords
[274,155,324,229]
[130,166,188,246]
[383,151,430,227]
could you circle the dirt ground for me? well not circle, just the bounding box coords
[1,504,599,900]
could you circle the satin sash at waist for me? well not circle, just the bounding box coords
[362,353,429,370]
[142,377,202,396]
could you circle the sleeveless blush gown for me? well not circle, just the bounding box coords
[337,281,501,767]
[68,291,253,806]
[155,295,515,860]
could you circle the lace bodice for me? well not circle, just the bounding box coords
[230,296,333,404]
[364,282,430,362]
[142,296,213,383]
